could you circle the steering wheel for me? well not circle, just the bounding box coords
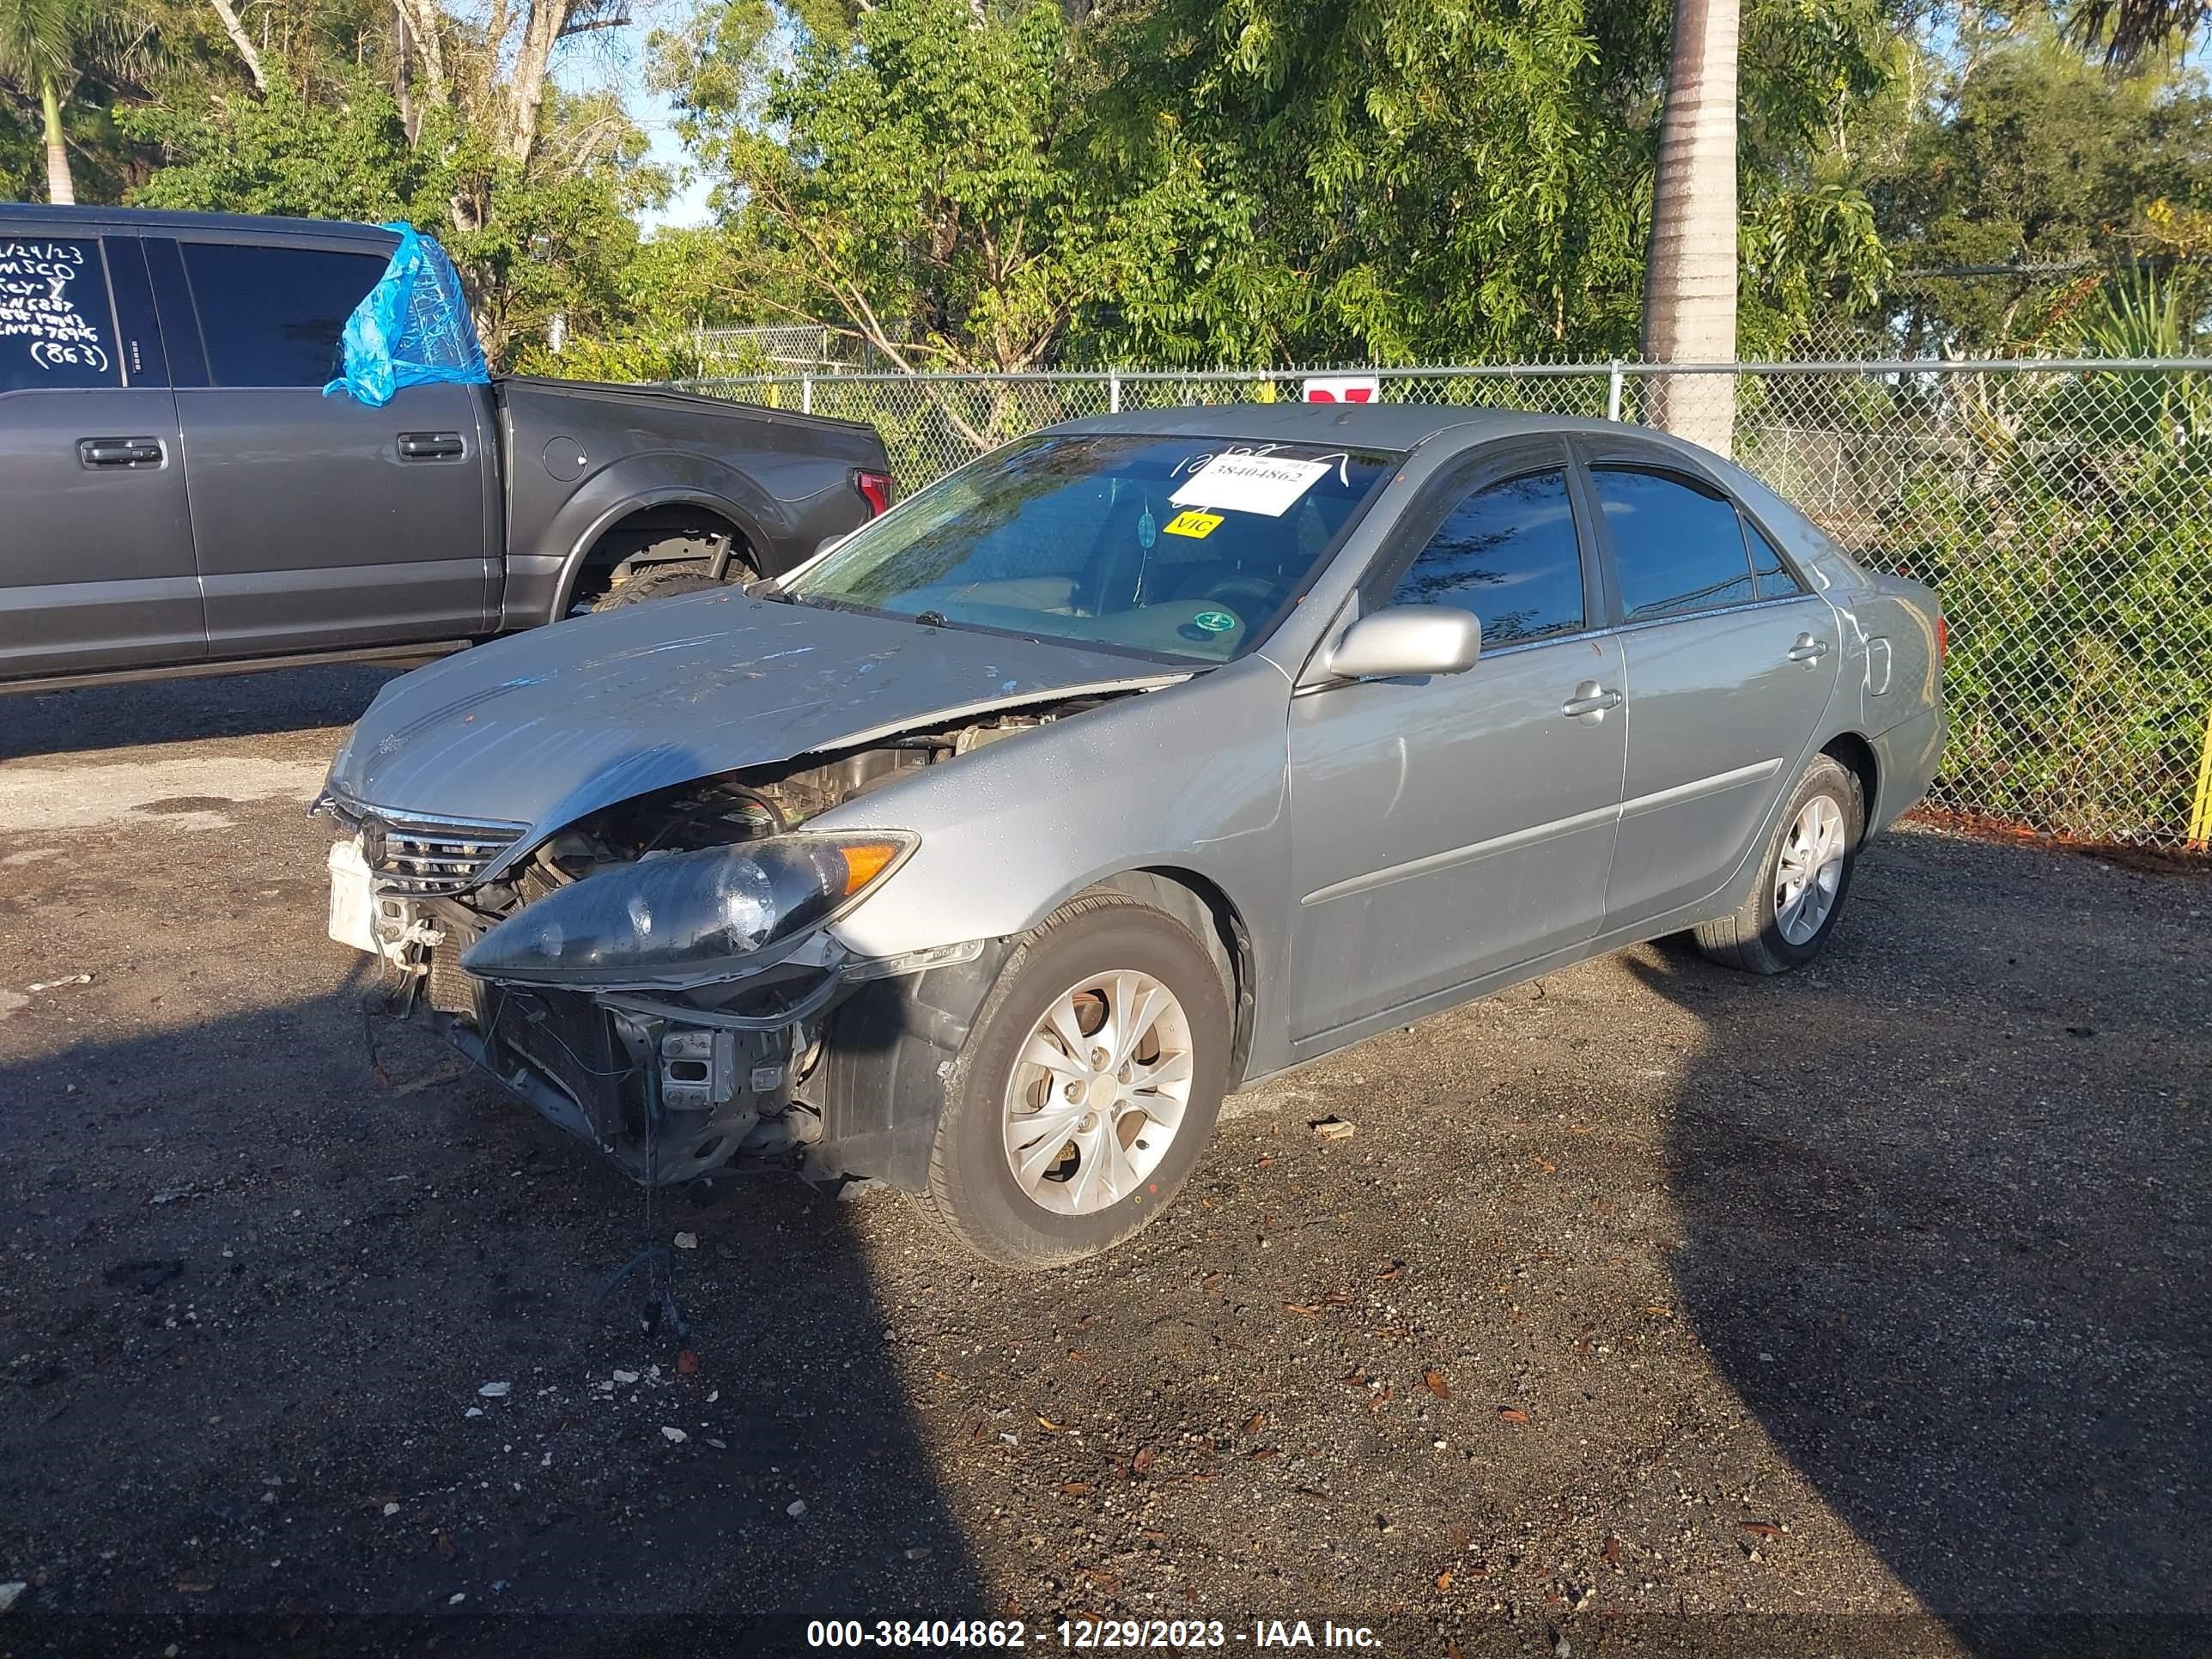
[1198,574,1289,617]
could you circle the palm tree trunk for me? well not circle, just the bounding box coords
[40,74,74,206]
[1641,0,1738,456]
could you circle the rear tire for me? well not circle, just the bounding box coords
[1693,752,1864,975]
[590,564,731,611]
[919,891,1231,1270]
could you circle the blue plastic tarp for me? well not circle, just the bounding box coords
[322,223,489,407]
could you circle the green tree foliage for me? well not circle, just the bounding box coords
[114,1,665,365]
[124,68,422,223]
[0,0,148,204]
[1859,16,2212,353]
[661,0,1231,374]
[661,0,1893,370]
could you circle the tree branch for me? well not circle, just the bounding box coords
[206,0,267,92]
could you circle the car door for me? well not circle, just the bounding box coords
[0,229,201,680]
[145,234,494,658]
[1576,445,1843,927]
[1285,442,1628,1054]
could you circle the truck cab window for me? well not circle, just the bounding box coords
[0,237,120,392]
[179,242,388,388]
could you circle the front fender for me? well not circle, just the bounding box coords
[816,659,1301,1076]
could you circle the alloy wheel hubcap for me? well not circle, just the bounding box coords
[1775,793,1847,945]
[1003,970,1194,1216]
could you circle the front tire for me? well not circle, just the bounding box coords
[921,891,1232,1269]
[1693,752,1864,975]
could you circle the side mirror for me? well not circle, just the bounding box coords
[1323,605,1483,682]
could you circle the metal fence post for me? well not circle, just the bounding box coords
[1607,360,1625,423]
[1109,368,1121,414]
[2190,700,2212,848]
[801,374,813,416]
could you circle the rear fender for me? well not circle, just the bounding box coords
[514,459,787,627]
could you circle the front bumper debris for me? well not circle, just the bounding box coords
[334,834,994,1188]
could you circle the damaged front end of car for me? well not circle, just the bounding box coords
[316,710,1097,1189]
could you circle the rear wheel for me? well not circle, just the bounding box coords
[590,564,730,610]
[1693,752,1864,974]
[921,892,1231,1269]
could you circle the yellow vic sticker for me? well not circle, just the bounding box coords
[1163,509,1224,539]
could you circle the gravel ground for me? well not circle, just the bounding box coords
[1,668,2206,1659]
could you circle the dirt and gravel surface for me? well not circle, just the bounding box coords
[1,667,2206,1659]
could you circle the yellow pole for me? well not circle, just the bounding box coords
[2191,698,2212,850]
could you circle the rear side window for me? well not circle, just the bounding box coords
[1592,468,1756,622]
[180,241,387,387]
[0,236,120,392]
[1392,469,1584,647]
[1742,518,1806,600]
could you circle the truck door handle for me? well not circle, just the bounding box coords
[398,432,465,459]
[1787,632,1832,665]
[1561,681,1623,720]
[79,437,164,468]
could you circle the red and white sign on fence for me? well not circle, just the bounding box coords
[1302,374,1380,404]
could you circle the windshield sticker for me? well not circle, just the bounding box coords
[1164,509,1223,539]
[1170,453,1332,518]
[1137,506,1158,549]
[1192,609,1237,634]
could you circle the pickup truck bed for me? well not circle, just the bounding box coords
[0,205,891,691]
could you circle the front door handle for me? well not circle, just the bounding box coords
[398,432,465,459]
[79,437,164,468]
[1561,680,1623,720]
[1787,632,1832,665]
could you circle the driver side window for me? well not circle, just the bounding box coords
[1391,469,1585,647]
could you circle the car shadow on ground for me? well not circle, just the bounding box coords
[0,665,404,761]
[1632,836,2209,1657]
[0,982,988,1656]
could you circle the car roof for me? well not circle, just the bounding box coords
[0,203,398,246]
[1050,402,1625,452]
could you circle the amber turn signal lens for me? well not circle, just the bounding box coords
[836,841,902,895]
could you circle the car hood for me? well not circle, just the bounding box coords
[325,590,1188,858]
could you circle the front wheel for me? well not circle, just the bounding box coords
[1692,752,1864,974]
[920,892,1231,1269]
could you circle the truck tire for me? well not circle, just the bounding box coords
[592,566,727,610]
[918,891,1232,1270]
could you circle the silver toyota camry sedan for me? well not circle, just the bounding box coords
[319,405,1944,1267]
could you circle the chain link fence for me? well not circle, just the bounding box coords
[676,360,2212,853]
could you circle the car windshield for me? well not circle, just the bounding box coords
[781,434,1400,663]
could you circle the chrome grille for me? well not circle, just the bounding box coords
[331,799,527,896]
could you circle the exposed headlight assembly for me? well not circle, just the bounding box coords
[460,832,915,990]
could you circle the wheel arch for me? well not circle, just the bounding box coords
[1093,866,1260,1091]
[552,489,769,617]
[1820,730,1880,844]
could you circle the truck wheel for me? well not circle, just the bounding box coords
[920,892,1231,1270]
[592,566,728,610]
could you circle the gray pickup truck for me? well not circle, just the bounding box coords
[0,205,893,691]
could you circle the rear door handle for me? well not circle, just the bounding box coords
[398,432,465,459]
[1561,681,1623,720]
[79,437,164,468]
[1787,632,1832,665]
